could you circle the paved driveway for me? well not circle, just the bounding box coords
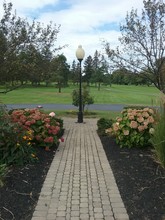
[6,104,125,112]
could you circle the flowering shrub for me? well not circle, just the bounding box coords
[0,106,36,165]
[10,108,64,149]
[106,107,156,148]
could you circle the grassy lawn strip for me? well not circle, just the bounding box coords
[0,84,160,106]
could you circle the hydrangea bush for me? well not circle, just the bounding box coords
[0,105,36,166]
[106,107,156,148]
[10,108,64,149]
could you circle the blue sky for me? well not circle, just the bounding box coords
[0,0,144,64]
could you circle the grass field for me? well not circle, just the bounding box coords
[0,84,160,105]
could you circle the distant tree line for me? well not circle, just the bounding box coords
[71,50,111,90]
[71,50,152,89]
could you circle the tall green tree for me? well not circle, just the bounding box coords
[50,54,70,93]
[70,60,79,85]
[83,55,93,85]
[104,0,165,93]
[0,31,7,82]
[92,53,108,90]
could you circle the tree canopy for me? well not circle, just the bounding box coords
[0,2,64,92]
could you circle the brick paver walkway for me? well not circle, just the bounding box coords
[31,118,129,220]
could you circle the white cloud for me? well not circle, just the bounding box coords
[3,0,59,10]
[1,0,144,64]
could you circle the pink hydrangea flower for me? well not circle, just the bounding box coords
[49,112,56,117]
[138,125,145,132]
[123,130,129,135]
[44,136,54,143]
[130,121,138,129]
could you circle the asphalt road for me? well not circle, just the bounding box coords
[5,103,126,111]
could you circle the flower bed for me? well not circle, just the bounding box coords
[0,106,64,187]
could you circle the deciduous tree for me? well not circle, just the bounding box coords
[104,0,165,93]
[50,54,70,92]
[0,1,63,92]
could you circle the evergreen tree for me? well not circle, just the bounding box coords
[70,60,79,85]
[83,55,93,85]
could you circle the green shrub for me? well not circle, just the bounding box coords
[124,105,148,110]
[97,118,114,136]
[72,84,94,111]
[106,107,156,148]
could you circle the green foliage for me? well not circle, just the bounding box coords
[151,96,165,167]
[110,68,151,86]
[0,2,63,91]
[97,118,114,136]
[83,55,94,85]
[106,107,156,148]
[50,54,70,91]
[72,84,94,111]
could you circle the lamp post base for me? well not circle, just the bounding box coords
[78,111,83,123]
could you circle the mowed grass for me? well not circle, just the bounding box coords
[0,86,71,104]
[0,85,159,105]
[90,84,160,105]
[0,84,160,106]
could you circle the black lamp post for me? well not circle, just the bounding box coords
[76,45,85,123]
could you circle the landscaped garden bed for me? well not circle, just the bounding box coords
[97,105,165,220]
[100,135,165,220]
[0,104,165,220]
[0,106,64,220]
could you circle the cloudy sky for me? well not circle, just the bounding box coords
[0,0,144,64]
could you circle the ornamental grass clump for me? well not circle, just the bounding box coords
[10,108,64,149]
[106,107,156,148]
[151,94,165,168]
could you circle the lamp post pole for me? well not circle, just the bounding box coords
[78,58,83,123]
[76,45,85,123]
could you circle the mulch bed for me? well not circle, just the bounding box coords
[100,135,165,220]
[0,145,58,220]
[0,136,165,220]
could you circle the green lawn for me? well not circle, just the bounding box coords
[90,84,160,105]
[0,84,160,106]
